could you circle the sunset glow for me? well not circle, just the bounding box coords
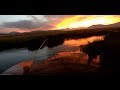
[55,15,120,29]
[0,15,120,33]
[64,36,105,47]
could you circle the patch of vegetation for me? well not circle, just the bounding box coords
[80,31,120,74]
[0,27,120,51]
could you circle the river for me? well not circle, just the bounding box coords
[0,35,104,73]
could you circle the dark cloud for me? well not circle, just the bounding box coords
[27,15,40,22]
[1,20,52,30]
[0,15,69,30]
[0,15,97,33]
[27,15,42,23]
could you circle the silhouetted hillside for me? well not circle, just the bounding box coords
[88,22,120,29]
[9,31,20,35]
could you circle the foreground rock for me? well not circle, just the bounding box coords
[2,61,33,75]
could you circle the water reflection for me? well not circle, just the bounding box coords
[19,61,33,74]
[26,38,64,51]
[2,60,33,75]
[0,35,105,74]
[64,36,104,47]
[2,31,120,75]
[27,51,101,75]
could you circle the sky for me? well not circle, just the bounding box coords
[0,15,120,33]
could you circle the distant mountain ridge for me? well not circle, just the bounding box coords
[6,22,120,34]
[88,22,120,29]
[9,31,20,35]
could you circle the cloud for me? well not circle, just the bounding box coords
[0,15,71,31]
[0,15,96,33]
[0,20,55,33]
[1,15,120,33]
[1,20,39,29]
[44,15,75,21]
[27,15,48,23]
[0,28,22,33]
[27,15,40,22]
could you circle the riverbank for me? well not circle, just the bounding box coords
[0,27,118,51]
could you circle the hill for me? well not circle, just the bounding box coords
[88,22,120,29]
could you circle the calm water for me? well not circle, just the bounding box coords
[0,36,104,73]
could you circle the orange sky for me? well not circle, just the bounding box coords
[12,15,120,32]
[1,15,120,33]
[54,15,120,29]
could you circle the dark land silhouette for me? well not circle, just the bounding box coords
[81,31,120,75]
[1,27,120,77]
[0,27,119,51]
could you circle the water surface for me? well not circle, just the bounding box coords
[0,35,104,73]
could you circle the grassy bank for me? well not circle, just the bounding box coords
[0,27,120,51]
